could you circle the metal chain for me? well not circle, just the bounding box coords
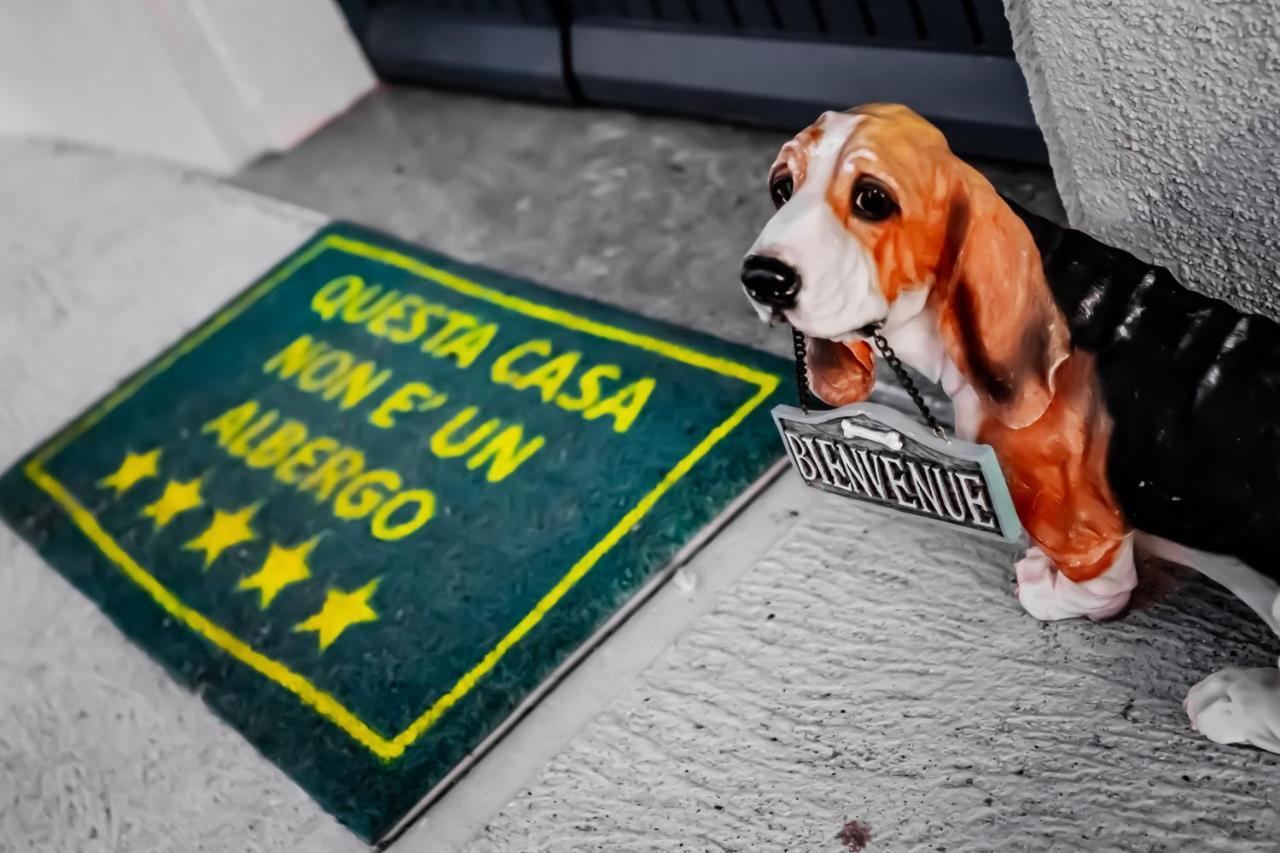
[870,328,946,439]
[791,326,811,412]
[790,324,946,440]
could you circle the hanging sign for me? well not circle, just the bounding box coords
[772,401,1023,541]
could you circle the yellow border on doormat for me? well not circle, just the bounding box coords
[25,233,780,761]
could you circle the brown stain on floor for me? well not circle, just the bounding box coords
[837,819,872,852]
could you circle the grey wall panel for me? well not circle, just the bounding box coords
[863,0,918,39]
[732,0,777,30]
[618,0,657,16]
[774,1,822,32]
[818,1,870,36]
[571,23,1046,160]
[972,0,1012,50]
[653,0,696,20]
[915,0,977,46]
[365,9,571,99]
[352,0,1044,161]
[688,0,736,26]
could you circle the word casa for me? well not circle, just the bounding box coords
[491,340,654,434]
[310,274,657,433]
[203,400,437,540]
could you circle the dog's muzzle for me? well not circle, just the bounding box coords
[741,255,801,309]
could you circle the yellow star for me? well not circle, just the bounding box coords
[183,504,258,569]
[237,537,318,609]
[294,578,381,651]
[98,448,162,496]
[140,477,204,529]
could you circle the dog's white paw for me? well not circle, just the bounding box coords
[1186,665,1280,754]
[1014,541,1134,622]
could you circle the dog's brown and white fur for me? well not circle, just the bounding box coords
[743,104,1280,753]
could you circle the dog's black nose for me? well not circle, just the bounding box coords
[741,255,801,309]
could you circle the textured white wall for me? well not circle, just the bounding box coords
[1005,0,1280,319]
[0,0,374,173]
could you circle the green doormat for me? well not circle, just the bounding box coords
[0,223,788,842]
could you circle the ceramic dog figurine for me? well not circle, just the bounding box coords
[741,104,1280,753]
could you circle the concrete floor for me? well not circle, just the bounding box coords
[461,501,1280,852]
[3,88,1278,852]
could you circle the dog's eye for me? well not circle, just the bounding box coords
[851,180,898,222]
[770,175,794,209]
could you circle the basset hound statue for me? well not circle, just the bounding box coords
[741,104,1280,753]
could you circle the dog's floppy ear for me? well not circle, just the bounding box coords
[930,173,1070,429]
[806,337,875,406]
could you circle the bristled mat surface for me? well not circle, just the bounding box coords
[0,223,789,841]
